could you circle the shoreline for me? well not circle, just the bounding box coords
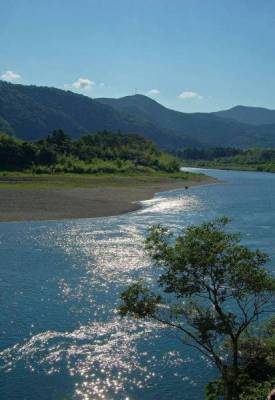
[184,163,275,174]
[0,175,216,223]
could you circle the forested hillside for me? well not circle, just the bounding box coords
[178,146,275,172]
[214,105,275,125]
[0,81,197,149]
[97,95,275,148]
[0,130,180,174]
[2,81,275,149]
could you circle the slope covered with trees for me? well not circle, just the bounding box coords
[177,146,275,172]
[0,130,180,174]
[2,81,275,150]
[214,105,275,126]
[0,81,198,149]
[98,95,275,148]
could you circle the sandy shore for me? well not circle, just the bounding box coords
[0,176,216,222]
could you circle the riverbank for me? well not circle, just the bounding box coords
[0,172,216,222]
[183,160,275,173]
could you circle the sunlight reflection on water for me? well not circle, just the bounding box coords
[0,190,203,399]
[0,319,164,399]
[0,194,201,399]
[138,193,200,215]
[0,317,195,400]
[4,169,274,399]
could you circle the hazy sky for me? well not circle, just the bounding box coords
[1,0,275,112]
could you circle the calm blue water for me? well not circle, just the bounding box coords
[0,168,275,400]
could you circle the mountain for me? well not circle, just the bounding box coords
[214,105,275,126]
[1,80,275,149]
[0,81,198,149]
[97,95,275,148]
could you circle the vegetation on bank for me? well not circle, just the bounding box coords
[0,171,207,190]
[0,129,181,174]
[0,130,210,188]
[177,147,275,172]
[119,218,275,400]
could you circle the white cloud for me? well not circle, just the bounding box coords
[64,78,111,92]
[1,70,21,81]
[178,91,203,100]
[72,77,95,90]
[147,89,160,97]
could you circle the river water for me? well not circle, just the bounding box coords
[0,168,275,399]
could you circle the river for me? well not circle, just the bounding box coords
[0,168,275,399]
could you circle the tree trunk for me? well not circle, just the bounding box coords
[231,340,240,400]
[223,367,240,400]
[224,383,232,400]
[223,379,240,400]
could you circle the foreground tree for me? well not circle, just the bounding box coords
[119,218,275,400]
[207,317,275,399]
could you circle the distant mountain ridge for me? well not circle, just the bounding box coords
[97,95,275,148]
[0,81,199,149]
[1,80,275,149]
[214,105,275,125]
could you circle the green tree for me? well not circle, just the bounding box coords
[222,317,275,400]
[119,218,275,400]
[36,146,57,166]
[46,129,72,154]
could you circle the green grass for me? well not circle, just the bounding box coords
[184,160,275,173]
[0,170,207,190]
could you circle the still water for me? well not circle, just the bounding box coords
[0,168,275,400]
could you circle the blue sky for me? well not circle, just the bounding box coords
[1,0,275,112]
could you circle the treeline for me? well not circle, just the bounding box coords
[177,146,275,172]
[0,130,180,174]
[176,147,243,160]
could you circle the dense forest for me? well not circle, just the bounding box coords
[0,81,198,149]
[177,147,275,172]
[3,81,275,150]
[0,130,180,174]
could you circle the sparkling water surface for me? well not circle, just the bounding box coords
[1,168,275,400]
